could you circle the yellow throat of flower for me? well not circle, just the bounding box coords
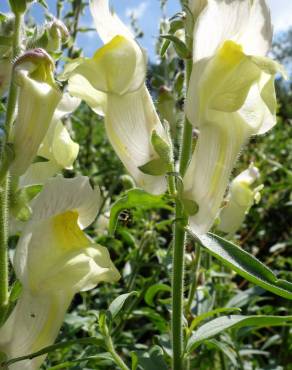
[218,40,244,65]
[53,211,89,250]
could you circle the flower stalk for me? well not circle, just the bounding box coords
[0,11,23,317]
[171,9,194,370]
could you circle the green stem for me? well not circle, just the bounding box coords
[105,335,130,370]
[172,200,187,370]
[171,13,194,368]
[186,244,201,313]
[0,176,9,313]
[0,12,23,314]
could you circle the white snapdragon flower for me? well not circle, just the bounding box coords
[183,0,284,234]
[66,0,169,194]
[0,176,120,370]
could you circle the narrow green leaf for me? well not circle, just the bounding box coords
[187,231,292,300]
[226,286,265,308]
[109,189,172,234]
[186,315,292,353]
[205,339,237,367]
[131,352,138,370]
[188,307,242,333]
[160,39,171,57]
[161,34,191,59]
[145,284,171,306]
[108,292,138,320]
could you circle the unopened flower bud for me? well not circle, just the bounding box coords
[218,165,262,234]
[46,19,69,52]
[9,0,28,15]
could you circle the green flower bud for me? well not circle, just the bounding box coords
[9,0,28,15]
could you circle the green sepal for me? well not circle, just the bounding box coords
[10,184,42,222]
[151,129,173,166]
[139,158,169,176]
[181,198,199,216]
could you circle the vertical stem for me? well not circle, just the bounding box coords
[67,0,82,58]
[171,18,194,370]
[0,177,9,312]
[0,12,23,315]
[172,200,187,370]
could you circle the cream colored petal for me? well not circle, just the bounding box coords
[75,36,145,95]
[190,41,260,126]
[238,75,276,135]
[218,165,260,234]
[183,113,250,235]
[193,0,272,63]
[10,72,62,176]
[105,86,167,194]
[239,0,272,56]
[185,59,208,128]
[0,290,71,370]
[234,165,260,186]
[31,176,101,229]
[37,93,81,160]
[193,0,250,62]
[218,187,254,234]
[19,161,61,188]
[40,245,120,293]
[14,209,119,291]
[54,93,81,121]
[189,0,207,20]
[51,121,79,168]
[89,0,133,43]
[68,73,107,116]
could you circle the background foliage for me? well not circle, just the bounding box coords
[1,0,291,369]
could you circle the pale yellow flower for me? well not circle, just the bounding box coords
[0,176,120,370]
[183,0,284,234]
[67,0,169,194]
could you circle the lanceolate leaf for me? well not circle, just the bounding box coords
[187,231,292,300]
[186,315,292,353]
[109,189,172,234]
[108,292,138,320]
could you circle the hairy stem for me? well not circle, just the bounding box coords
[0,12,23,315]
[171,18,194,370]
